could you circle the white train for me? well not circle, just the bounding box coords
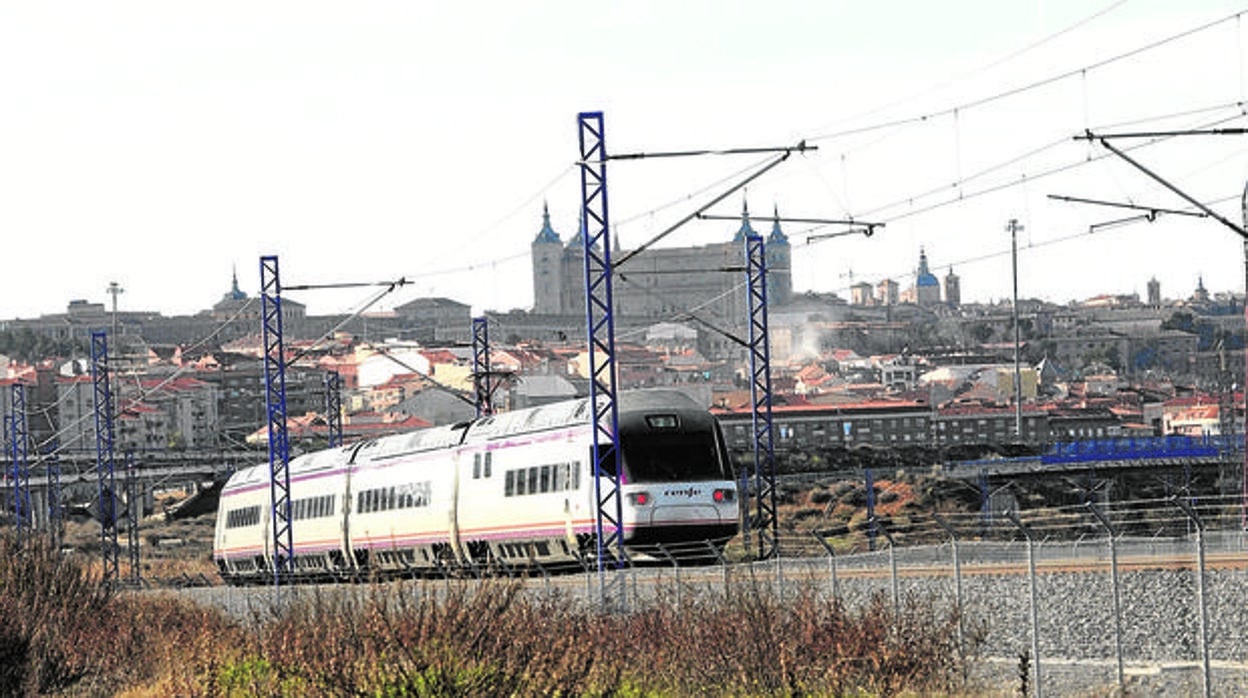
[213,389,739,584]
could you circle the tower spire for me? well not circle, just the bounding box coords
[534,201,561,244]
[734,197,757,242]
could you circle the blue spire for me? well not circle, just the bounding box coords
[229,265,246,300]
[534,201,561,244]
[767,204,789,246]
[733,199,757,242]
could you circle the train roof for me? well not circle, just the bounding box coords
[224,389,709,488]
[352,422,469,465]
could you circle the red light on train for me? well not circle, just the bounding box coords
[713,489,733,503]
[630,492,652,506]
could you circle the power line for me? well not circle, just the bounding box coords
[805,9,1246,144]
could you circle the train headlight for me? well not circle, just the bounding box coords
[713,489,734,503]
[629,492,653,507]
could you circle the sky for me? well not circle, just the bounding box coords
[2,1,1248,324]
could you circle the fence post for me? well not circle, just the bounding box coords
[1172,497,1212,698]
[706,540,730,600]
[812,530,840,602]
[656,543,680,611]
[932,513,965,655]
[873,516,900,616]
[1085,503,1124,692]
[1005,510,1043,698]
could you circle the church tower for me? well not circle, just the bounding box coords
[944,266,961,308]
[530,203,563,314]
[915,247,941,306]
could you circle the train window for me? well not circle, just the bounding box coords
[540,465,551,493]
[473,454,481,479]
[646,414,678,429]
[573,462,581,490]
[620,430,726,482]
[505,470,515,497]
[528,467,539,494]
[516,470,527,496]
[484,452,492,478]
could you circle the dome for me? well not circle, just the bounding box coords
[916,246,938,286]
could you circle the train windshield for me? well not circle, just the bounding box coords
[620,429,728,482]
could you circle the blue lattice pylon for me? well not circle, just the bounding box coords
[744,232,778,560]
[9,383,30,543]
[324,370,343,448]
[90,331,120,586]
[472,316,493,418]
[260,255,294,585]
[578,111,625,596]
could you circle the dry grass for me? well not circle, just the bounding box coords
[0,530,977,696]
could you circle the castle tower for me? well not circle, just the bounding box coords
[944,266,961,308]
[530,202,564,314]
[1147,277,1161,306]
[765,204,792,305]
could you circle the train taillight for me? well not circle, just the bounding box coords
[629,492,653,506]
[713,489,734,503]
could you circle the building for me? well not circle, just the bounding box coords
[876,279,898,306]
[529,200,792,328]
[1147,277,1161,307]
[913,248,941,306]
[851,282,874,306]
[945,267,961,308]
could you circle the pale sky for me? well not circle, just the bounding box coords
[2,1,1248,324]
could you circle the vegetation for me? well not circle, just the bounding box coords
[0,532,977,697]
[0,327,86,364]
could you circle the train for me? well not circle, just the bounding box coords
[213,389,740,584]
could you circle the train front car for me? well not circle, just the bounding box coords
[615,390,739,560]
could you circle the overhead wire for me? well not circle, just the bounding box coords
[805,0,1132,140]
[804,9,1247,144]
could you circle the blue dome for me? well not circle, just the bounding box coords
[917,273,939,287]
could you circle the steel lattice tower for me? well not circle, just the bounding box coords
[744,232,779,559]
[324,371,343,448]
[125,451,141,586]
[578,111,626,601]
[9,384,30,543]
[90,331,120,586]
[472,316,493,418]
[260,255,294,585]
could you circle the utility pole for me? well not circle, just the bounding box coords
[1006,218,1024,437]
